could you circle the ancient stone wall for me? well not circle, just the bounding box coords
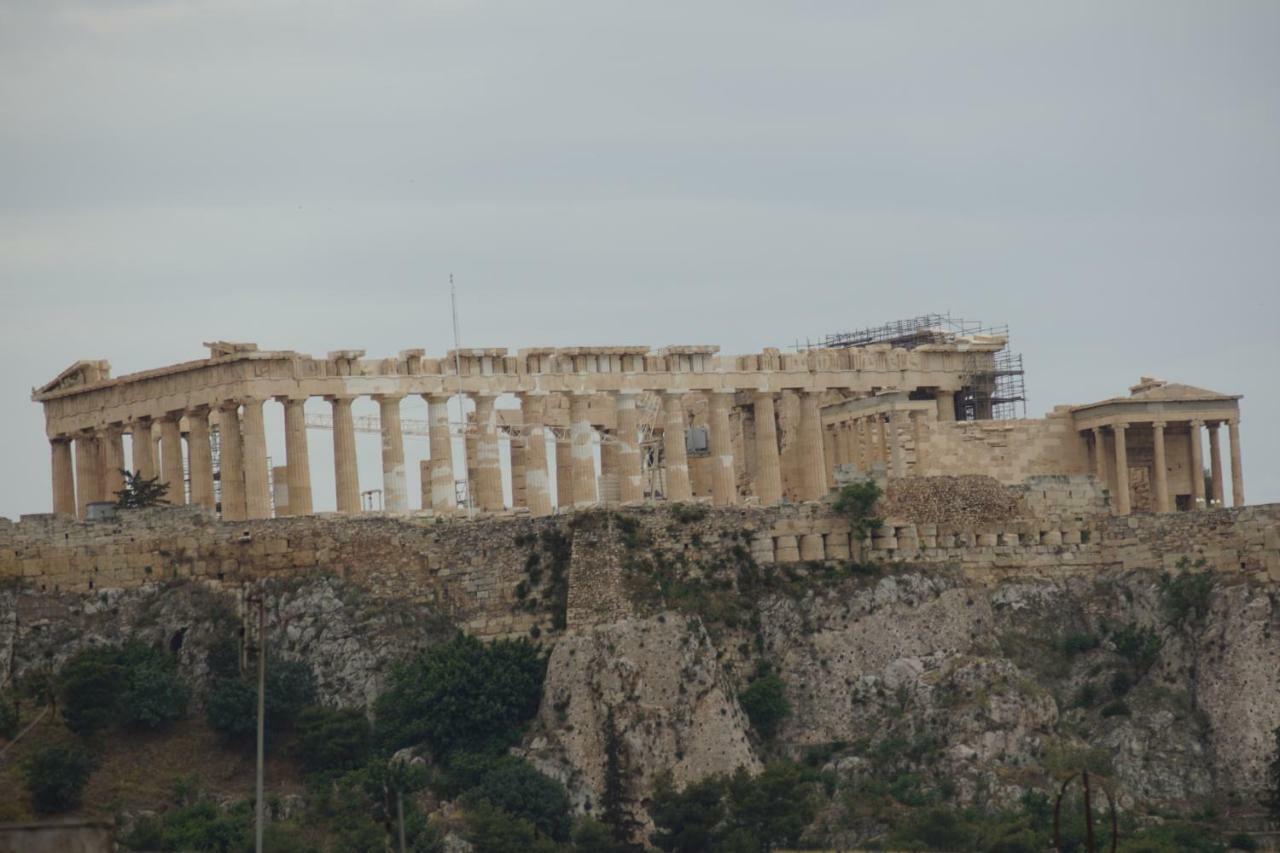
[919,412,1090,484]
[1,501,1277,638]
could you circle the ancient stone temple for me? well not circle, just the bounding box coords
[31,335,1245,521]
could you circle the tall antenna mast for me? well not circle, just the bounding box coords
[450,274,474,517]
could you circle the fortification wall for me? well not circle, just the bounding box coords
[1,502,1277,637]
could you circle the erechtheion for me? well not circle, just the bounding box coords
[32,320,1244,522]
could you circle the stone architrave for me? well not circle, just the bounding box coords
[708,391,736,506]
[569,392,597,508]
[425,395,455,514]
[329,396,361,514]
[375,395,408,512]
[51,438,76,515]
[662,393,692,501]
[752,392,782,504]
[615,392,644,504]
[218,402,247,521]
[187,407,216,510]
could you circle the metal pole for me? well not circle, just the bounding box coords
[255,594,266,853]
[397,788,407,853]
[450,274,473,518]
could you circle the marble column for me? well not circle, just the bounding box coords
[662,392,692,501]
[51,437,76,515]
[240,399,272,519]
[707,391,736,506]
[1188,419,1205,509]
[752,392,782,504]
[569,392,597,508]
[859,418,873,471]
[1228,419,1245,507]
[877,415,890,464]
[329,396,361,514]
[218,402,247,521]
[278,398,312,515]
[936,390,956,422]
[615,392,644,504]
[888,411,905,479]
[1151,420,1170,513]
[375,395,408,512]
[101,425,126,501]
[910,411,926,472]
[473,394,504,512]
[131,417,156,480]
[797,391,827,501]
[424,395,456,514]
[160,414,186,504]
[1112,422,1131,516]
[509,433,528,509]
[1091,427,1109,490]
[822,427,837,488]
[1207,422,1224,507]
[74,433,101,517]
[520,393,553,517]
[556,431,574,510]
[187,407,216,510]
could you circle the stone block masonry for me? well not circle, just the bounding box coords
[1,502,1277,638]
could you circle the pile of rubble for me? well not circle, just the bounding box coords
[879,475,1026,525]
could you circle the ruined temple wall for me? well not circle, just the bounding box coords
[1,503,1277,637]
[919,413,1090,484]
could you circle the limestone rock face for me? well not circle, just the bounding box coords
[527,614,759,817]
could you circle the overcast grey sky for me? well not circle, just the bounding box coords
[2,0,1278,520]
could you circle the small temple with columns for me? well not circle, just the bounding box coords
[31,336,1245,522]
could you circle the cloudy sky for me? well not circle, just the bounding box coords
[2,0,1277,519]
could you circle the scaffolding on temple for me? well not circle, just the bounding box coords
[818,312,1028,420]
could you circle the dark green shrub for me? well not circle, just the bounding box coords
[0,691,18,739]
[670,503,709,524]
[464,756,572,841]
[1110,669,1133,697]
[832,480,883,541]
[58,640,188,735]
[465,800,559,853]
[1229,833,1259,851]
[23,743,93,813]
[1062,633,1100,656]
[1074,682,1101,709]
[374,633,545,757]
[1264,726,1280,819]
[650,773,726,853]
[294,706,371,777]
[738,673,791,739]
[1160,561,1214,625]
[1111,623,1162,674]
[205,656,317,739]
[1101,701,1132,717]
[573,816,638,853]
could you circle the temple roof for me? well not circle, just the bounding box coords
[1071,377,1241,413]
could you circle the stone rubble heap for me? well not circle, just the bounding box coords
[880,475,1026,525]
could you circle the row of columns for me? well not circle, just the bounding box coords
[1089,418,1244,515]
[822,410,929,479]
[51,388,841,520]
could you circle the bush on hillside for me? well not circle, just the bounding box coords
[205,656,317,739]
[57,640,188,735]
[24,743,93,814]
[374,633,545,758]
[738,673,791,739]
[293,706,371,777]
[463,756,572,842]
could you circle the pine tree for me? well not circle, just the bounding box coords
[601,708,641,848]
[113,470,170,509]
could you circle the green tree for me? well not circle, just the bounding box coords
[57,640,188,735]
[0,690,19,739]
[738,673,790,739]
[1264,725,1280,819]
[294,706,372,777]
[57,645,125,735]
[464,756,572,841]
[464,800,560,853]
[832,480,882,542]
[24,743,93,814]
[600,708,642,848]
[205,655,316,739]
[374,633,545,757]
[113,469,170,509]
[650,773,727,853]
[725,762,819,851]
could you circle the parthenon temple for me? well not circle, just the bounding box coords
[32,331,1246,522]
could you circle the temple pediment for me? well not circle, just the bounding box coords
[32,360,111,399]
